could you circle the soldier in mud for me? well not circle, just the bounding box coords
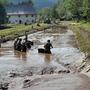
[16,38,22,51]
[24,33,33,49]
[14,38,19,50]
[0,38,1,48]
[0,36,3,48]
[44,40,53,54]
[22,39,27,52]
[25,33,28,42]
[26,41,32,49]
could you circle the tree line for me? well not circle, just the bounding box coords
[38,0,90,23]
[0,0,7,25]
[0,0,90,25]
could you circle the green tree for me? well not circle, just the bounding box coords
[56,0,67,20]
[0,0,8,5]
[56,0,83,21]
[51,5,59,19]
[82,0,90,21]
[0,3,7,25]
[63,0,82,21]
[37,0,90,22]
[37,8,52,23]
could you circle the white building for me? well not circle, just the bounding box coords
[5,4,36,24]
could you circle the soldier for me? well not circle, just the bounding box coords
[24,33,33,49]
[14,38,19,50]
[0,36,2,48]
[17,38,22,51]
[44,40,53,54]
[25,33,28,42]
[0,39,1,48]
[22,39,27,52]
[26,41,31,49]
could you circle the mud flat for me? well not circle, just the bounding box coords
[8,74,90,90]
[0,25,90,90]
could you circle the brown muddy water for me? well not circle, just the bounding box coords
[0,27,89,90]
[0,28,84,77]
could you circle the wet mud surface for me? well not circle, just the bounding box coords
[0,26,90,90]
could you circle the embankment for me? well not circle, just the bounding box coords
[68,22,90,77]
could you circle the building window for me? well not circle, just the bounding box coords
[19,20,22,24]
[7,16,10,18]
[15,20,17,22]
[26,15,28,17]
[32,20,34,23]
[18,15,20,17]
[31,14,34,17]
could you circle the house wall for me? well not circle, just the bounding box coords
[8,15,36,24]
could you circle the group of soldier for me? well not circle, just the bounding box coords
[14,34,53,54]
[14,35,33,52]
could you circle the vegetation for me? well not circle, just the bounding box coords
[37,8,52,23]
[37,0,90,22]
[0,23,49,38]
[0,0,8,5]
[0,1,7,25]
[69,21,90,56]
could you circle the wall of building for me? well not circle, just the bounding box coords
[8,15,36,24]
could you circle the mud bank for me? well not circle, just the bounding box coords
[8,74,90,90]
[68,22,90,78]
[71,55,90,78]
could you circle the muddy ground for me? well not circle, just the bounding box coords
[0,25,90,90]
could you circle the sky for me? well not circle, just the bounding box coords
[8,0,58,9]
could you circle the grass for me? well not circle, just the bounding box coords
[69,21,90,30]
[69,21,90,56]
[0,23,49,37]
[78,21,90,29]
